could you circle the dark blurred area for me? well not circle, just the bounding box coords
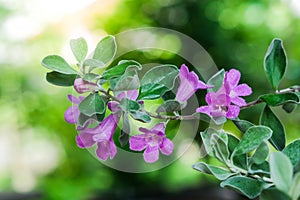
[0,0,299,199]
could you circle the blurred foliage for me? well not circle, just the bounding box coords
[0,0,300,199]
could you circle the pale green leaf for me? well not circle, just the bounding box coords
[93,35,117,64]
[233,125,272,155]
[42,55,78,74]
[70,37,88,63]
[270,152,293,194]
[193,162,235,180]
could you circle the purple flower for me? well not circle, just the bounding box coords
[175,64,213,103]
[129,123,174,163]
[224,69,252,106]
[196,87,240,119]
[74,78,98,94]
[64,94,85,124]
[76,114,119,160]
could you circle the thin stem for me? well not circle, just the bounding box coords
[240,99,263,109]
[240,86,300,109]
[276,86,300,94]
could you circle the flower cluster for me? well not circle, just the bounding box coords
[64,65,252,163]
[197,69,252,119]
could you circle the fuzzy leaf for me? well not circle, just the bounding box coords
[42,55,78,74]
[207,69,225,92]
[260,105,285,151]
[220,176,266,199]
[232,119,254,134]
[200,128,218,156]
[101,60,142,80]
[250,142,269,165]
[233,126,272,155]
[282,103,297,113]
[77,112,105,127]
[83,73,98,82]
[70,37,88,63]
[283,139,300,167]
[83,59,105,69]
[260,188,291,200]
[228,134,248,170]
[138,65,178,100]
[46,71,77,86]
[210,133,229,163]
[156,100,181,113]
[264,38,287,90]
[129,111,151,123]
[78,93,106,116]
[249,161,270,175]
[114,70,140,91]
[193,162,235,180]
[93,35,117,64]
[270,152,293,194]
[289,172,300,200]
[260,93,299,106]
[119,98,140,112]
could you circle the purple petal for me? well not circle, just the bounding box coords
[139,127,153,135]
[176,64,211,102]
[230,96,247,106]
[116,90,138,100]
[76,132,95,148]
[81,114,119,140]
[225,69,240,88]
[233,84,252,96]
[209,92,228,106]
[151,123,166,134]
[79,124,101,135]
[205,92,213,105]
[67,94,79,103]
[126,90,139,100]
[179,64,189,80]
[108,140,117,159]
[196,106,211,115]
[64,106,80,124]
[96,140,117,160]
[226,105,240,119]
[116,92,125,100]
[129,135,148,151]
[198,80,213,89]
[97,114,119,139]
[159,138,174,155]
[143,146,159,163]
[107,101,120,112]
[175,79,196,103]
[78,96,85,102]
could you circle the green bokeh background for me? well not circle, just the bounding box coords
[0,0,299,199]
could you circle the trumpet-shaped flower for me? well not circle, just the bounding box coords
[196,87,240,119]
[176,64,213,103]
[76,114,119,160]
[75,89,139,160]
[224,69,252,106]
[64,94,85,124]
[129,123,174,163]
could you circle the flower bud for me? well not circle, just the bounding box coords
[74,78,97,94]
